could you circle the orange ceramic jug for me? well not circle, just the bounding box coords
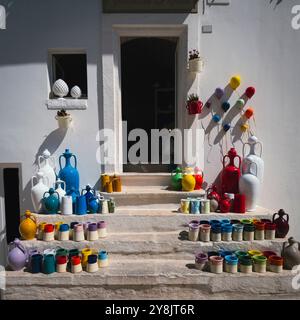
[101,174,110,192]
[19,210,37,240]
[112,175,122,192]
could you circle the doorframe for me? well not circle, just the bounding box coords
[102,24,188,173]
[0,163,22,266]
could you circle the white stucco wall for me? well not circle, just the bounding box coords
[0,0,299,239]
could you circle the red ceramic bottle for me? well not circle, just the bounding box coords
[194,167,204,190]
[273,209,289,238]
[221,148,241,194]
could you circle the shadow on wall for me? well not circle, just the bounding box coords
[269,0,283,10]
[21,128,67,212]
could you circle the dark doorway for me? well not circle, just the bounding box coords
[121,37,177,173]
[3,168,20,243]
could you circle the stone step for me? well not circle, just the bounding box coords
[4,259,299,300]
[101,187,206,206]
[120,173,171,187]
[19,232,285,258]
[32,206,274,233]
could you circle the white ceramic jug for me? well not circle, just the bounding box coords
[54,179,66,203]
[239,160,260,212]
[243,136,264,184]
[61,196,73,215]
[38,149,56,188]
[31,172,49,213]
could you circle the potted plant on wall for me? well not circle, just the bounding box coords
[186,94,203,115]
[188,49,203,73]
[55,109,72,129]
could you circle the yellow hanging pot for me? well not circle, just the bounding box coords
[182,167,196,192]
[19,210,37,240]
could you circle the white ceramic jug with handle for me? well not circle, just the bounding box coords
[239,160,260,212]
[243,136,264,184]
[54,179,66,203]
[38,149,56,188]
[31,171,49,213]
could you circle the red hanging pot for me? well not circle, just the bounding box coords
[187,100,203,115]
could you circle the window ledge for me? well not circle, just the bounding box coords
[46,99,88,110]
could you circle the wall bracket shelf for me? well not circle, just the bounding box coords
[46,99,88,110]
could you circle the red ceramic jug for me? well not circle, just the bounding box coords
[194,167,204,190]
[221,148,241,194]
[207,185,221,202]
[219,195,231,213]
[273,209,289,238]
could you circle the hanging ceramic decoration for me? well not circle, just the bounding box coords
[38,149,56,188]
[229,75,241,90]
[58,149,80,194]
[242,135,264,183]
[236,99,245,110]
[245,87,256,99]
[215,88,224,100]
[239,160,260,212]
[52,79,69,98]
[221,148,241,194]
[31,171,49,213]
[70,86,82,99]
[222,102,231,112]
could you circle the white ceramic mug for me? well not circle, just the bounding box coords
[61,196,73,215]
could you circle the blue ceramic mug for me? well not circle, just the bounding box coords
[190,199,200,214]
[75,195,87,215]
[31,254,43,274]
[43,254,56,274]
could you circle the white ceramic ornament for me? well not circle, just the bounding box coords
[52,79,69,98]
[70,86,82,99]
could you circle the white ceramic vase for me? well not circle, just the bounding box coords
[189,58,203,73]
[54,179,66,202]
[239,161,260,212]
[31,172,49,213]
[38,149,56,188]
[52,79,69,98]
[243,135,264,183]
[61,196,73,215]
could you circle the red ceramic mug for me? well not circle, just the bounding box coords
[233,194,246,213]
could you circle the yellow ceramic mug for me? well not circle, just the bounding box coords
[181,199,190,214]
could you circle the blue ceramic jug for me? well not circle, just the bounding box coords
[58,149,79,193]
[82,185,95,207]
[43,188,60,214]
[75,195,87,215]
[88,196,99,214]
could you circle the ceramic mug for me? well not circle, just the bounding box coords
[100,199,109,214]
[75,195,87,215]
[31,254,43,274]
[43,254,56,274]
[180,199,190,214]
[190,199,200,214]
[61,196,73,215]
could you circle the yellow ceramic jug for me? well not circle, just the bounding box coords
[182,167,196,192]
[101,174,111,192]
[19,210,37,240]
[81,248,92,268]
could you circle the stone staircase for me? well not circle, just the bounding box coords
[3,174,300,300]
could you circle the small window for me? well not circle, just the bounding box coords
[51,53,88,98]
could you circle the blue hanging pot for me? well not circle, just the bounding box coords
[43,188,60,214]
[58,149,80,194]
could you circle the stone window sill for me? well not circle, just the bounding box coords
[46,99,88,110]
